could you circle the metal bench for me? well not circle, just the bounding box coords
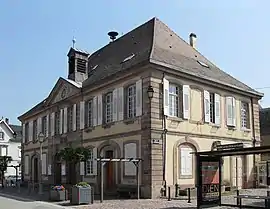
[234,195,270,208]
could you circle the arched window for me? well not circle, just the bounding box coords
[179,144,195,178]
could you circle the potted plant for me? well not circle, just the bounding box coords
[49,185,66,201]
[71,182,91,205]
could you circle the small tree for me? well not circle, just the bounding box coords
[57,147,92,184]
[0,156,12,187]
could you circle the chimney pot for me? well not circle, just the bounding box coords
[5,118,9,124]
[189,33,197,48]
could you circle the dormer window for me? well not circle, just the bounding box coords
[77,58,87,73]
[0,132,4,140]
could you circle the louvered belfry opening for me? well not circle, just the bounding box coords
[68,56,75,74]
[77,58,87,73]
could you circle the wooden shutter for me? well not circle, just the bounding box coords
[215,94,221,125]
[93,97,97,126]
[80,101,85,129]
[232,97,236,126]
[226,96,233,126]
[24,156,29,175]
[92,148,97,175]
[80,161,85,176]
[113,89,118,121]
[97,95,103,125]
[204,90,210,123]
[59,109,63,134]
[163,78,169,116]
[72,104,77,131]
[22,123,25,143]
[183,85,190,119]
[37,117,42,135]
[180,147,192,175]
[118,87,124,121]
[46,115,49,137]
[136,79,143,116]
[29,121,33,142]
[63,107,68,133]
[51,112,55,136]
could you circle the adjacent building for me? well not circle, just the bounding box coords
[0,118,22,177]
[18,17,263,198]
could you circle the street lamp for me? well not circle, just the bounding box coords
[38,132,45,195]
[147,85,154,100]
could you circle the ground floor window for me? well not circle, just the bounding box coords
[179,144,194,177]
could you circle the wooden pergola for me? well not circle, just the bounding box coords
[95,157,143,203]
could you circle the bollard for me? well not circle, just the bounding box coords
[187,188,191,203]
[236,189,240,206]
[168,186,171,201]
[175,184,179,197]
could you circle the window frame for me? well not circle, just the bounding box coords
[126,84,136,119]
[209,92,215,124]
[104,92,113,123]
[85,149,94,175]
[33,120,37,142]
[0,131,4,140]
[41,116,47,135]
[241,101,250,129]
[179,144,194,179]
[168,83,182,118]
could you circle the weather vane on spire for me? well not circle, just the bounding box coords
[72,36,76,48]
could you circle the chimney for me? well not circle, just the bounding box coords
[189,33,197,48]
[5,118,9,124]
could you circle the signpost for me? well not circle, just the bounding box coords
[197,155,222,209]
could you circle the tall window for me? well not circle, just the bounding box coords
[0,132,4,140]
[209,93,215,123]
[86,149,93,175]
[169,84,180,117]
[55,111,60,135]
[105,93,113,123]
[127,84,136,118]
[179,145,194,177]
[241,102,250,129]
[25,123,29,143]
[42,116,47,135]
[87,100,93,127]
[67,106,73,132]
[33,120,37,142]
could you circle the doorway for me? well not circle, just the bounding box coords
[33,158,38,183]
[105,150,114,189]
[54,162,62,185]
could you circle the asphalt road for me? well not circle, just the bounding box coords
[0,195,68,209]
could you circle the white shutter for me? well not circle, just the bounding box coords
[63,107,68,133]
[72,104,77,131]
[118,87,124,121]
[51,112,55,136]
[113,89,118,121]
[80,161,85,176]
[163,78,169,116]
[136,79,143,116]
[22,123,25,143]
[97,95,103,125]
[37,117,42,135]
[226,97,233,126]
[59,109,63,134]
[180,150,186,175]
[46,115,49,137]
[1,147,7,156]
[80,101,85,129]
[29,121,33,142]
[92,148,97,175]
[183,85,190,119]
[181,148,192,176]
[93,97,97,126]
[204,90,210,123]
[232,97,236,126]
[41,153,47,175]
[215,94,221,125]
[61,163,66,176]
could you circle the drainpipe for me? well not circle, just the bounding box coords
[161,72,167,196]
[251,97,257,188]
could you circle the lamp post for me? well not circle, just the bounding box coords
[38,132,45,195]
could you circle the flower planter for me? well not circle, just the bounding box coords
[49,190,66,201]
[71,186,91,205]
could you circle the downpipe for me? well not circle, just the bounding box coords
[162,72,167,196]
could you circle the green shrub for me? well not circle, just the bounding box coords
[75,182,90,188]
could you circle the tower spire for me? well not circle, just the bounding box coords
[72,36,76,48]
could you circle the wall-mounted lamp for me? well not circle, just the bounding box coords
[147,85,154,100]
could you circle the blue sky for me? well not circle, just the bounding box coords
[0,0,269,125]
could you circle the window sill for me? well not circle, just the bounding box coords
[123,118,136,125]
[210,123,221,128]
[102,122,115,129]
[241,128,251,132]
[179,175,193,179]
[227,126,236,130]
[167,116,184,122]
[85,126,95,133]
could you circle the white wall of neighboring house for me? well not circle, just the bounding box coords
[0,121,21,177]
